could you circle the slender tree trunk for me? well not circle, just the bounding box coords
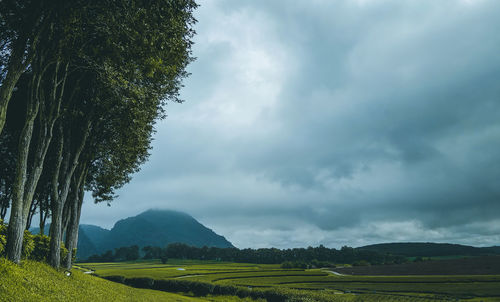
[0,205,6,220]
[49,125,65,268]
[39,204,48,235]
[6,105,38,263]
[64,165,87,269]
[25,199,39,230]
[7,59,67,263]
[61,196,72,237]
[49,120,90,268]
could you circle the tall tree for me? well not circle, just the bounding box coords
[0,0,48,135]
[3,0,197,267]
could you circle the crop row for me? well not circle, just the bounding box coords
[100,275,452,302]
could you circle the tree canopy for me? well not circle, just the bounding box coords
[0,0,197,268]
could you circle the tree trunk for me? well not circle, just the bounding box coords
[49,124,65,268]
[64,165,86,269]
[39,208,46,236]
[7,59,66,263]
[6,108,38,263]
[0,205,6,220]
[49,120,90,268]
[25,199,39,230]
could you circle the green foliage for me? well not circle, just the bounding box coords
[22,233,70,264]
[0,258,203,301]
[352,260,371,266]
[30,234,51,261]
[0,223,35,259]
[281,261,307,269]
[60,242,69,264]
[0,219,6,255]
[1,0,199,269]
[21,230,34,259]
[82,259,500,301]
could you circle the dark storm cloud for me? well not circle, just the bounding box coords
[80,0,500,248]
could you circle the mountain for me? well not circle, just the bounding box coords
[357,242,500,257]
[78,225,110,259]
[32,209,233,260]
[100,209,233,252]
[79,224,110,248]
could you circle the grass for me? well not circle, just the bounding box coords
[79,259,500,301]
[0,258,207,302]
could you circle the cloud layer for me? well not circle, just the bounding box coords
[81,0,500,248]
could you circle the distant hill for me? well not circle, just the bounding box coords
[34,209,233,260]
[357,242,500,257]
[99,209,234,253]
[335,256,500,275]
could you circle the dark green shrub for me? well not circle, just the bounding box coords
[235,287,252,298]
[190,281,215,296]
[0,220,6,256]
[103,275,126,283]
[152,279,193,293]
[280,261,293,269]
[29,234,70,263]
[30,234,50,261]
[213,284,238,296]
[352,260,370,266]
[249,289,266,300]
[124,277,154,289]
[21,230,35,259]
[152,279,175,291]
[262,288,288,302]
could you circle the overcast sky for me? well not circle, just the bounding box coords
[80,0,500,249]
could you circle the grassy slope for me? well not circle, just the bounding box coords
[0,258,203,302]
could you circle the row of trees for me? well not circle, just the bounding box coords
[0,0,197,269]
[86,243,408,266]
[86,245,141,262]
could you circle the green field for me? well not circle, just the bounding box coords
[0,258,207,302]
[78,259,500,301]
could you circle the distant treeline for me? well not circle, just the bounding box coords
[85,243,407,266]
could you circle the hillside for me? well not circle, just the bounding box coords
[33,209,233,260]
[101,209,234,252]
[357,242,500,257]
[0,258,202,302]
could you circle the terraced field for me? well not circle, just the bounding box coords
[78,260,500,301]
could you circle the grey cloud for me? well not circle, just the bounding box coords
[79,0,500,248]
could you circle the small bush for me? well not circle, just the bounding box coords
[27,234,72,264]
[21,230,35,259]
[235,287,252,298]
[280,260,307,269]
[352,260,371,266]
[0,220,7,255]
[213,284,238,296]
[261,288,288,302]
[60,243,69,264]
[124,277,154,289]
[30,235,50,261]
[103,275,126,283]
[190,281,215,296]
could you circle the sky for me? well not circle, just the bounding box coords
[80,0,500,249]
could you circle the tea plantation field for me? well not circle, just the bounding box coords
[78,260,500,301]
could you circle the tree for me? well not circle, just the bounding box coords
[2,0,197,268]
[0,0,48,135]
